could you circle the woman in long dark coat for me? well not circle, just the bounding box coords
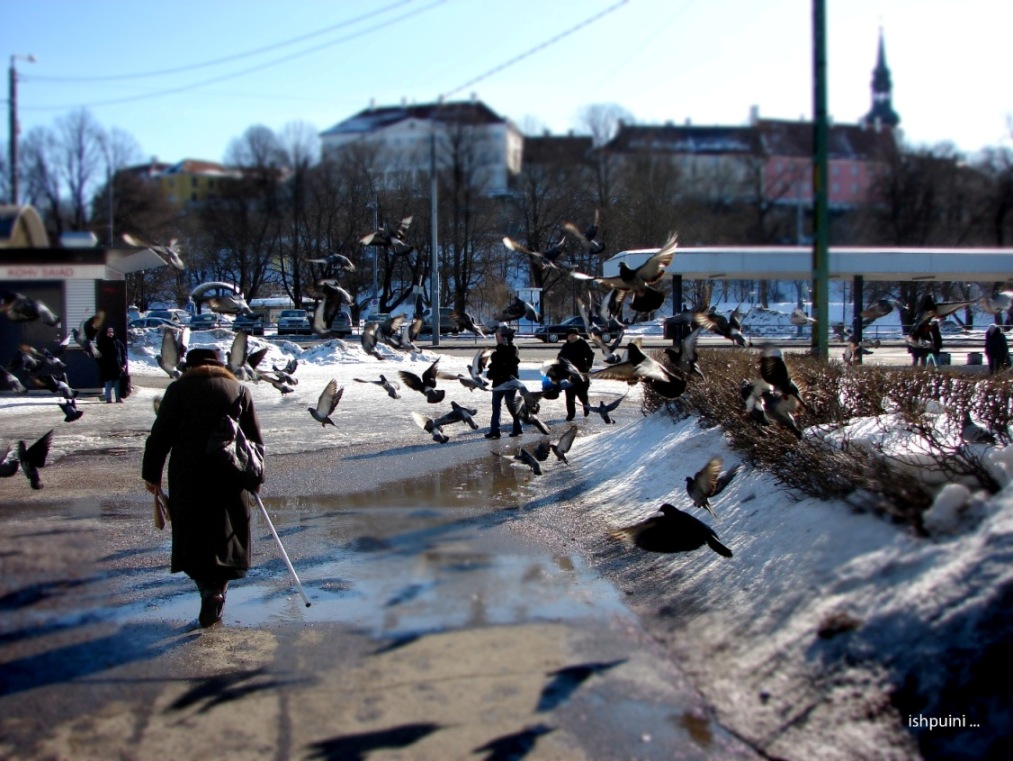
[96,326,127,402]
[142,348,264,627]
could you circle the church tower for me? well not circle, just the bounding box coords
[861,29,900,129]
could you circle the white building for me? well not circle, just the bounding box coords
[320,99,523,196]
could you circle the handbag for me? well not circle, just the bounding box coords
[119,368,132,399]
[205,387,265,492]
[153,486,170,530]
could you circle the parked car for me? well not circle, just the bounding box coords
[418,307,459,335]
[144,309,185,325]
[232,313,265,336]
[276,309,312,336]
[188,312,227,330]
[534,315,621,343]
[329,310,353,338]
[129,317,176,330]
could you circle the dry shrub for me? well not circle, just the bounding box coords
[641,347,1013,528]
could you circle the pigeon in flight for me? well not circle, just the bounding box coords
[492,295,541,324]
[610,503,732,557]
[790,308,816,327]
[694,305,749,347]
[860,298,904,327]
[591,342,686,399]
[308,379,343,426]
[584,232,677,313]
[533,425,578,465]
[360,322,389,361]
[71,311,105,358]
[206,294,254,316]
[563,209,605,255]
[434,400,480,430]
[758,344,805,408]
[226,331,269,382]
[16,429,55,490]
[311,280,354,338]
[122,233,185,270]
[591,393,627,425]
[663,325,706,380]
[978,289,1013,315]
[0,289,61,326]
[354,374,401,399]
[361,215,413,255]
[495,445,542,476]
[0,444,20,479]
[59,398,83,422]
[507,390,550,434]
[306,251,355,271]
[399,360,445,404]
[411,411,450,444]
[34,373,77,400]
[502,235,574,274]
[1,367,27,394]
[157,326,188,379]
[686,457,742,518]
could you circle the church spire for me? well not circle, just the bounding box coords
[862,28,900,129]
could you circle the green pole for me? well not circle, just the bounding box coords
[812,0,829,360]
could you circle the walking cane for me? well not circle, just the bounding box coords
[253,492,311,607]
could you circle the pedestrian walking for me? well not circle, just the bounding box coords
[141,348,265,628]
[485,325,523,439]
[557,327,594,420]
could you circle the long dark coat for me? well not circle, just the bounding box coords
[96,334,126,382]
[142,364,264,580]
[487,342,520,386]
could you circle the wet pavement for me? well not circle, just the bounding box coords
[0,449,761,760]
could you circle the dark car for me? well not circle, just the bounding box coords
[128,317,176,330]
[534,315,621,343]
[418,307,459,336]
[233,313,265,336]
[329,310,352,338]
[188,312,227,330]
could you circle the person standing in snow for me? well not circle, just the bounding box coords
[985,324,1010,375]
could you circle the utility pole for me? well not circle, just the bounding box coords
[8,54,35,205]
[811,0,830,360]
[429,125,440,347]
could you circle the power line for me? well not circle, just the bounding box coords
[440,0,631,101]
[22,0,448,112]
[29,0,415,82]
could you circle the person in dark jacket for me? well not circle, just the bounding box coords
[985,324,1010,375]
[485,325,523,439]
[557,327,594,420]
[142,348,264,627]
[96,326,127,402]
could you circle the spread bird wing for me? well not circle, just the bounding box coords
[227,331,248,373]
[421,358,441,387]
[693,457,723,498]
[160,327,180,369]
[554,425,578,455]
[397,370,425,393]
[316,379,342,417]
[21,429,54,469]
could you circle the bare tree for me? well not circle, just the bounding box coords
[54,109,106,230]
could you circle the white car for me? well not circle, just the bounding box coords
[276,309,311,336]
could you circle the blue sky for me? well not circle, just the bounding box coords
[3,0,1010,166]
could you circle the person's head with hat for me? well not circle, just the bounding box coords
[565,327,580,342]
[495,324,515,343]
[184,347,225,370]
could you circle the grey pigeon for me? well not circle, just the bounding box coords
[306,252,355,270]
[0,445,20,478]
[563,208,605,255]
[694,305,749,347]
[399,359,445,404]
[361,215,413,255]
[434,400,480,430]
[591,393,627,425]
[308,379,343,426]
[311,280,354,338]
[58,398,83,422]
[73,311,105,358]
[122,233,185,270]
[206,294,253,316]
[533,425,578,465]
[686,457,741,518]
[610,503,733,557]
[158,326,187,379]
[758,344,805,408]
[354,374,401,399]
[664,325,706,380]
[962,411,996,445]
[411,410,450,444]
[499,445,542,476]
[0,289,61,326]
[502,235,575,274]
[1,367,27,394]
[17,429,54,490]
[506,391,550,434]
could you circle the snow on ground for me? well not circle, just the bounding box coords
[3,317,1010,757]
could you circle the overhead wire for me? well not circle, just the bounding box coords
[28,0,416,82]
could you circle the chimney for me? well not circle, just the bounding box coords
[368,97,376,110]
[749,105,759,126]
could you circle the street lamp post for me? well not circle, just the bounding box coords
[8,53,36,205]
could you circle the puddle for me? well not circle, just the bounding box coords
[116,457,629,634]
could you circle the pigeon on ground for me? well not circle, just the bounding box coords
[533,425,578,464]
[122,233,185,270]
[411,411,450,444]
[0,289,61,325]
[17,429,55,490]
[609,503,733,557]
[563,209,605,255]
[305,252,355,271]
[686,458,742,518]
[308,379,343,426]
[962,411,996,445]
[399,360,445,404]
[354,375,401,399]
[59,398,83,422]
